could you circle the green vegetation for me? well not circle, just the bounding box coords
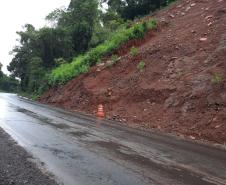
[0,75,19,93]
[101,0,176,20]
[7,0,173,95]
[212,73,224,85]
[18,92,41,100]
[111,55,119,63]
[0,63,19,92]
[130,46,139,56]
[49,19,157,85]
[137,60,145,72]
[106,55,120,67]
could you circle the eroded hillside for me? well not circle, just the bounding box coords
[40,0,226,144]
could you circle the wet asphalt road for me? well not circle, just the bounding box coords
[0,93,226,185]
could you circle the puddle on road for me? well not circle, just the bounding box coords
[91,140,153,167]
[68,139,154,175]
[38,145,83,160]
[52,123,71,129]
[69,131,90,138]
[94,140,123,150]
[17,108,30,113]
[16,107,72,130]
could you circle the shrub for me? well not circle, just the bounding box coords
[49,57,89,85]
[107,55,119,67]
[147,19,157,29]
[212,73,224,85]
[137,60,145,72]
[111,55,119,64]
[132,24,146,38]
[130,46,139,56]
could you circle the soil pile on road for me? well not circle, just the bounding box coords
[40,0,226,144]
[0,128,58,185]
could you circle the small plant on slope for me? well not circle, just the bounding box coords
[107,55,119,67]
[212,73,224,85]
[137,60,145,72]
[130,46,139,56]
[147,19,157,29]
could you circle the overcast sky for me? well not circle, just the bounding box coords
[0,0,70,74]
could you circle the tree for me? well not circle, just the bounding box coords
[101,0,174,20]
[0,62,3,78]
[8,45,32,91]
[27,57,46,93]
[59,0,99,54]
[45,8,67,28]
[0,75,19,92]
[37,27,74,68]
[0,62,19,92]
[8,23,74,92]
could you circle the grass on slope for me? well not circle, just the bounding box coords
[48,19,157,86]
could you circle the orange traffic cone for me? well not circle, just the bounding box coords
[97,104,105,118]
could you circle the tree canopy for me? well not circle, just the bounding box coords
[0,62,19,92]
[101,0,175,20]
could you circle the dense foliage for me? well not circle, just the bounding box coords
[8,0,175,95]
[0,63,19,92]
[101,0,175,20]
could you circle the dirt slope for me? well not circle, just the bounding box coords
[40,0,226,144]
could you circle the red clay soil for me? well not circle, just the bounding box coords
[40,0,226,144]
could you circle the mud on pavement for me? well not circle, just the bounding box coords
[0,128,58,185]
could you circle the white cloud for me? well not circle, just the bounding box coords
[0,0,70,74]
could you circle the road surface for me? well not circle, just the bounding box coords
[0,93,226,185]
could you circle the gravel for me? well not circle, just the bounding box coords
[0,128,58,185]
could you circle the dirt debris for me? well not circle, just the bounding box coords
[40,0,226,144]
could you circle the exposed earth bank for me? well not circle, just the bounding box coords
[40,0,226,144]
[0,128,58,185]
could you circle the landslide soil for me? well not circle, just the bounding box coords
[40,0,226,144]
